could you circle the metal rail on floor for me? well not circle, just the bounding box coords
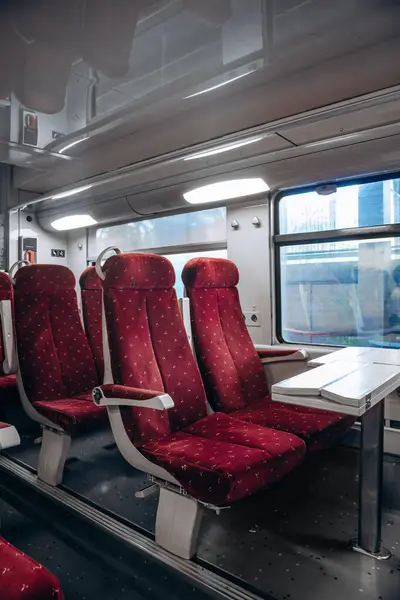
[0,455,266,600]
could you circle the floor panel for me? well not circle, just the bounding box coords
[7,432,400,600]
[0,499,147,600]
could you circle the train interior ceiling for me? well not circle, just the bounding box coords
[1,1,400,600]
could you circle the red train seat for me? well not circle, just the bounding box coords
[182,257,354,452]
[79,266,104,382]
[0,272,19,406]
[0,537,64,600]
[13,264,107,485]
[93,251,306,558]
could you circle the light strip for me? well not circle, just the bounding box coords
[184,178,269,205]
[183,69,257,99]
[51,215,97,231]
[52,184,93,200]
[184,137,264,161]
[59,137,88,154]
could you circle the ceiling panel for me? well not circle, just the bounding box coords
[0,0,399,193]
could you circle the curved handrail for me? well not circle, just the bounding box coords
[8,260,31,281]
[95,247,122,280]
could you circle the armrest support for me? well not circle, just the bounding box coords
[0,423,20,450]
[92,384,174,411]
[0,300,17,375]
[256,347,309,364]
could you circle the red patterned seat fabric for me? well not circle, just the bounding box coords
[14,265,107,435]
[0,537,64,600]
[143,412,304,505]
[100,253,305,505]
[0,375,17,389]
[0,272,13,378]
[79,267,104,382]
[0,273,19,404]
[182,257,354,452]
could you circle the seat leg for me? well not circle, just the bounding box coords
[37,427,71,486]
[155,487,203,559]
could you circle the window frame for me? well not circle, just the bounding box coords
[273,171,400,345]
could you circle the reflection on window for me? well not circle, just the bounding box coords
[94,208,226,256]
[281,239,400,346]
[167,249,227,299]
[278,177,400,347]
[279,179,400,234]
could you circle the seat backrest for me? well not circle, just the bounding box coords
[0,272,13,376]
[14,264,99,403]
[79,266,104,381]
[182,257,269,412]
[102,253,208,445]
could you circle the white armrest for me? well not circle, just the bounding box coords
[0,425,20,450]
[0,300,17,374]
[92,388,174,411]
[258,349,309,364]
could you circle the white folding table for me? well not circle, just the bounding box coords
[272,353,400,560]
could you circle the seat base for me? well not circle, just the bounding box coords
[155,486,203,559]
[33,394,108,435]
[143,413,306,505]
[233,397,354,452]
[37,427,71,486]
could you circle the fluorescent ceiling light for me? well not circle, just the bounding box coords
[184,178,269,205]
[52,185,93,200]
[59,137,88,154]
[183,70,257,99]
[304,133,361,149]
[184,137,264,161]
[51,215,98,231]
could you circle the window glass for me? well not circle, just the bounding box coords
[280,239,400,347]
[167,249,228,299]
[93,207,226,256]
[279,178,400,234]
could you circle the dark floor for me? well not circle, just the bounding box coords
[6,431,400,600]
[0,499,149,600]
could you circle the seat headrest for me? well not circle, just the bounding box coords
[182,257,239,289]
[102,253,175,290]
[14,264,76,293]
[0,272,12,291]
[79,266,102,290]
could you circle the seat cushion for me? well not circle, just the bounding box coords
[0,537,64,600]
[142,413,305,505]
[233,397,354,453]
[33,393,107,435]
[0,375,17,389]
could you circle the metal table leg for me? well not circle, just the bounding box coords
[351,400,391,559]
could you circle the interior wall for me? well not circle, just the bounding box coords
[67,229,88,295]
[9,210,68,269]
[227,201,271,345]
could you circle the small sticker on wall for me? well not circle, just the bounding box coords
[21,110,38,147]
[51,249,65,258]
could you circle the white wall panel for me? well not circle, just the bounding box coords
[227,201,271,345]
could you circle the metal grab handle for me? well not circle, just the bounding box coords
[95,246,122,280]
[9,260,31,281]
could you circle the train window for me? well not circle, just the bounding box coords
[279,179,400,235]
[276,176,400,347]
[92,207,226,256]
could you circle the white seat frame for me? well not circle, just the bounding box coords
[93,247,209,559]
